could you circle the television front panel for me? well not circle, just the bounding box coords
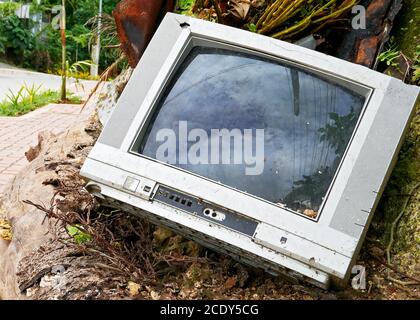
[81,13,419,288]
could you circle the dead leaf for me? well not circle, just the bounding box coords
[229,0,251,20]
[224,276,237,289]
[127,281,141,297]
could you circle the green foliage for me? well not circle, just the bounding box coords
[5,87,25,109]
[0,0,121,73]
[247,23,257,33]
[0,15,35,64]
[67,59,94,77]
[0,33,6,55]
[67,25,91,49]
[22,82,43,104]
[4,82,45,109]
[177,0,195,14]
[412,45,420,85]
[377,38,401,68]
[0,84,81,116]
[0,2,20,17]
[66,225,92,244]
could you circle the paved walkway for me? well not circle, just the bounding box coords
[0,82,101,195]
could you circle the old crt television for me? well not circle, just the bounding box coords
[81,13,419,288]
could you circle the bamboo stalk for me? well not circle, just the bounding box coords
[271,14,312,39]
[257,0,359,40]
[259,0,306,34]
[312,0,358,24]
[256,0,279,29]
[268,0,291,22]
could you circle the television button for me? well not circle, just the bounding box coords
[123,176,140,192]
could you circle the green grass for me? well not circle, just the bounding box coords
[0,90,82,117]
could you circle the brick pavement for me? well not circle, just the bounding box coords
[0,85,99,195]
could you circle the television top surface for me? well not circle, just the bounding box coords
[82,13,419,287]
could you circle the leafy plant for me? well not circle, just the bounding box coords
[0,2,20,17]
[1,1,121,73]
[377,38,401,68]
[23,82,43,104]
[0,15,35,64]
[0,85,81,117]
[247,23,257,32]
[67,59,94,77]
[66,225,92,244]
[5,87,25,108]
[177,0,196,14]
[411,45,420,85]
[67,25,92,60]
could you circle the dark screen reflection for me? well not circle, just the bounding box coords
[137,47,365,216]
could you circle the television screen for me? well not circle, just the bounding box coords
[133,46,366,217]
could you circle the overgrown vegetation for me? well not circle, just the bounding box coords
[0,83,81,116]
[377,38,401,68]
[0,0,121,74]
[187,0,360,41]
[378,0,420,84]
[0,15,34,65]
[255,0,360,39]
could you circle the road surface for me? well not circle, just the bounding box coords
[0,63,81,102]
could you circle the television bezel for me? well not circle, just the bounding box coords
[81,13,419,286]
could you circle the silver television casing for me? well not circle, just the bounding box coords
[81,13,419,289]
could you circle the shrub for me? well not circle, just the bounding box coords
[0,2,20,17]
[0,15,35,65]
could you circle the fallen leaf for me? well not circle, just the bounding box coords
[224,276,237,289]
[229,0,251,20]
[127,281,141,297]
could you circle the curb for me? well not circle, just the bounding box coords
[0,67,59,78]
